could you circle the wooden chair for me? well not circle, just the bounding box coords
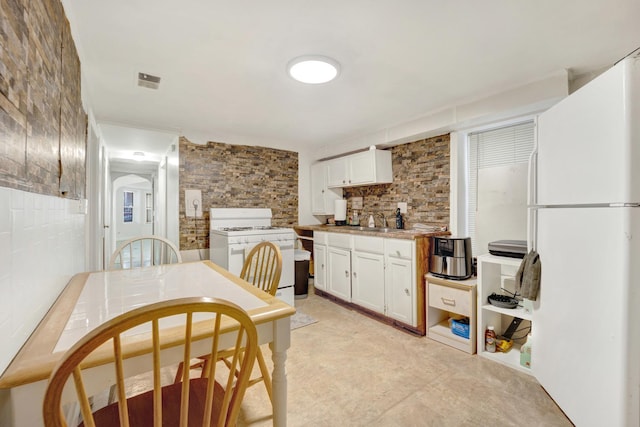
[239,241,282,297]
[176,242,282,404]
[109,235,182,270]
[43,297,258,427]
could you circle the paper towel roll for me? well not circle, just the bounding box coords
[334,199,347,221]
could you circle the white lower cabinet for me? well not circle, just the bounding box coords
[384,239,416,325]
[313,232,328,291]
[326,232,353,301]
[317,231,418,328]
[352,236,385,314]
[385,256,414,324]
[313,243,327,291]
[328,247,351,301]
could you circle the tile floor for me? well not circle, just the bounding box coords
[237,283,573,427]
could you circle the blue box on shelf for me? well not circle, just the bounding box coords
[450,318,470,339]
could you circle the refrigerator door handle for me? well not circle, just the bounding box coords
[527,146,538,207]
[528,123,538,252]
[528,207,537,252]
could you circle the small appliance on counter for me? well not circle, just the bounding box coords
[429,236,473,280]
[334,199,347,226]
[488,240,527,258]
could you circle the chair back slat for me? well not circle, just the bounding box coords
[43,297,257,427]
[111,335,130,427]
[109,236,182,270]
[179,312,193,427]
[72,366,95,427]
[152,319,162,427]
[202,314,222,426]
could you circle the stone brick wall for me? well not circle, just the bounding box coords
[179,137,298,250]
[344,134,450,228]
[0,0,86,198]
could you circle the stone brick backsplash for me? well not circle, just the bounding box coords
[0,0,86,199]
[179,137,298,250]
[344,134,450,229]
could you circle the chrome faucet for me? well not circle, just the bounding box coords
[377,212,388,227]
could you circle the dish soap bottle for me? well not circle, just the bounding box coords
[395,208,404,229]
[368,214,375,228]
[520,333,532,368]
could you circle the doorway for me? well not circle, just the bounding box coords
[91,124,180,269]
[111,174,154,249]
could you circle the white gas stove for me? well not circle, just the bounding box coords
[209,208,295,306]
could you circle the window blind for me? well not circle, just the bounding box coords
[467,121,534,255]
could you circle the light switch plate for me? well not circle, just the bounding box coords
[397,202,407,213]
[185,189,203,218]
[351,197,363,209]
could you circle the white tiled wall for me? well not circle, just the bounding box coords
[0,187,85,375]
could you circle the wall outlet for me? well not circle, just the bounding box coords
[351,197,363,209]
[185,189,202,218]
[397,202,407,214]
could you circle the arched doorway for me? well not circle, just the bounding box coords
[112,174,154,246]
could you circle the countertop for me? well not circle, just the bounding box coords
[294,224,450,240]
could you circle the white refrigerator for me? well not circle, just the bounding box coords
[530,54,640,426]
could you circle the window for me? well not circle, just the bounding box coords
[467,121,534,255]
[145,193,153,223]
[123,191,134,223]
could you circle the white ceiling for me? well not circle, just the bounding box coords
[62,0,640,159]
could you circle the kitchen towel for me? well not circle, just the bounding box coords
[515,250,541,300]
[334,199,347,221]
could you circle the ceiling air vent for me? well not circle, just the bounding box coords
[138,72,161,90]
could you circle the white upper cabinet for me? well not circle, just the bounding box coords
[311,162,343,215]
[326,149,393,188]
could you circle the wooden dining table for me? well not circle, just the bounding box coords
[0,260,296,427]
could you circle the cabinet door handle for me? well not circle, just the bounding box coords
[405,288,410,296]
[353,271,357,277]
[345,270,349,277]
[441,297,456,306]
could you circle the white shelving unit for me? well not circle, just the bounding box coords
[426,274,477,354]
[476,254,532,375]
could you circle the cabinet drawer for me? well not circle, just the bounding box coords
[353,235,384,254]
[315,231,328,245]
[327,232,352,249]
[385,239,413,259]
[429,283,471,316]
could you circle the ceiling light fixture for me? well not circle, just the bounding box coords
[287,55,340,84]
